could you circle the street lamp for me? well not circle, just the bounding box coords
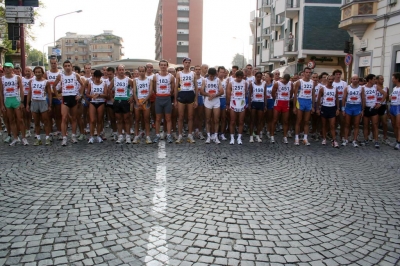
[53,10,82,47]
[233,37,245,68]
[42,41,54,68]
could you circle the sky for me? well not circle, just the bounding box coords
[29,0,256,68]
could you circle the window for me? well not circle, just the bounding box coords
[359,66,370,78]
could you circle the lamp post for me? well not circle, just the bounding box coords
[233,37,245,68]
[53,10,82,47]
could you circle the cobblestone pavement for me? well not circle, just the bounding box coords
[0,132,400,266]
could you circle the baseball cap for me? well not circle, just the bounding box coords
[4,62,14,68]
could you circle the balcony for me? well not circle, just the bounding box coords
[271,16,285,27]
[77,43,87,46]
[273,39,285,57]
[91,48,113,52]
[78,60,89,63]
[91,57,112,62]
[283,37,298,55]
[275,0,299,18]
[65,43,74,47]
[259,0,272,13]
[338,0,378,40]
[77,51,87,55]
[262,48,270,62]
[263,15,271,29]
[65,51,74,55]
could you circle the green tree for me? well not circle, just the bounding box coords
[27,48,46,66]
[231,53,247,69]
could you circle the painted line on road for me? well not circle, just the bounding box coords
[145,141,169,265]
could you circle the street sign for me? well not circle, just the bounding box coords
[345,54,353,66]
[5,6,33,12]
[6,11,34,18]
[5,0,38,7]
[307,61,316,69]
[6,17,34,24]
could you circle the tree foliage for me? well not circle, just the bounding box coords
[231,53,247,69]
[27,48,46,66]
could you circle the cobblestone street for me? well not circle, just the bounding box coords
[0,135,399,265]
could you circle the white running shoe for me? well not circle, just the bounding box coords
[26,130,31,138]
[303,139,311,146]
[287,131,293,138]
[125,135,131,144]
[61,137,67,146]
[283,137,288,144]
[175,135,183,144]
[187,134,196,143]
[255,135,262,143]
[9,137,21,146]
[71,135,78,144]
[219,134,227,141]
[97,136,103,143]
[132,136,140,144]
[230,138,235,145]
[116,135,123,144]
[205,136,211,144]
[210,134,216,141]
[237,137,243,145]
[214,136,220,144]
[22,138,29,146]
[270,136,275,143]
[88,137,94,144]
[198,132,205,140]
[294,139,300,146]
[249,136,254,143]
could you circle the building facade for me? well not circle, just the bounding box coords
[154,0,203,65]
[52,31,124,68]
[339,0,400,84]
[250,0,349,78]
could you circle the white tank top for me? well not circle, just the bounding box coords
[90,80,105,103]
[156,73,172,96]
[196,77,203,96]
[364,85,376,107]
[322,86,336,107]
[314,84,322,102]
[136,77,151,99]
[346,85,362,104]
[251,81,265,102]
[2,75,20,98]
[179,71,195,92]
[333,80,347,100]
[219,78,227,98]
[31,79,48,101]
[204,77,219,95]
[61,73,77,96]
[46,70,60,91]
[231,80,246,99]
[391,86,400,105]
[266,83,273,99]
[276,81,291,101]
[22,77,33,96]
[114,77,130,99]
[376,87,388,104]
[298,79,313,100]
[246,76,255,85]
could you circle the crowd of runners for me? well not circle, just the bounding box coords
[1,57,400,150]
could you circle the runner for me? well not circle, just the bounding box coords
[108,65,134,144]
[271,74,293,144]
[201,67,223,144]
[293,67,314,146]
[264,72,274,139]
[375,75,390,145]
[79,64,92,140]
[390,72,400,150]
[218,66,228,141]
[362,74,386,148]
[26,66,52,145]
[168,67,178,140]
[22,67,34,137]
[152,60,175,143]
[248,71,266,143]
[194,65,205,140]
[175,57,197,143]
[342,74,364,147]
[0,62,28,146]
[226,70,248,145]
[44,58,62,140]
[132,66,153,144]
[52,60,84,146]
[316,75,339,148]
[105,67,117,140]
[332,69,347,142]
[86,70,108,144]
[310,72,328,141]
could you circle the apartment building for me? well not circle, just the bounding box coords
[52,31,124,68]
[339,0,400,83]
[250,0,349,77]
[154,0,203,65]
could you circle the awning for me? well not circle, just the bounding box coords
[272,64,296,77]
[312,65,343,76]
